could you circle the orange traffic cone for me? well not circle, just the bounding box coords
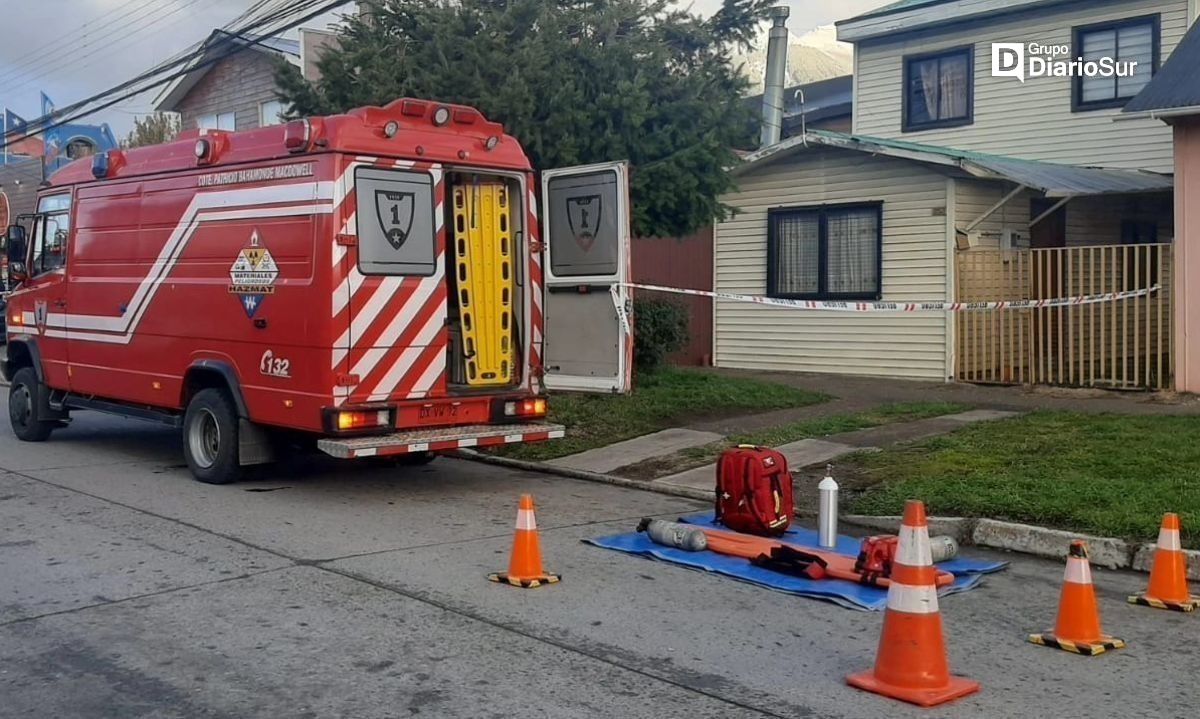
[488,494,560,588]
[846,500,980,707]
[1028,540,1126,655]
[1128,513,1199,612]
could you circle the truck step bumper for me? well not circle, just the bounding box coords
[317,422,565,459]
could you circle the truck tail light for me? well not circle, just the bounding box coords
[336,409,391,431]
[504,398,547,418]
[194,138,213,164]
[284,119,312,152]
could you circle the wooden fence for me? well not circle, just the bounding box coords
[956,244,1172,390]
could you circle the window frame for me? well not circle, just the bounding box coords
[197,111,236,131]
[901,44,975,133]
[30,192,72,278]
[259,99,285,127]
[1071,14,1160,112]
[766,201,883,302]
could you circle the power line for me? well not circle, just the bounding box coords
[0,0,175,86]
[4,0,220,97]
[1,0,353,152]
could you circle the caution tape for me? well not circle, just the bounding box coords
[618,282,1160,314]
[609,284,633,336]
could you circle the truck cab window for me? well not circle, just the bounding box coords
[30,194,71,276]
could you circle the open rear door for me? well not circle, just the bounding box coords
[540,161,632,393]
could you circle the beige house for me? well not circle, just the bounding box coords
[841,0,1193,173]
[714,0,1191,388]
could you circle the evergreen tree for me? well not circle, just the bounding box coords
[276,0,772,237]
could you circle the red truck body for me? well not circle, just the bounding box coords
[3,98,633,482]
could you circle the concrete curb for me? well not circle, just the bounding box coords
[457,452,1199,579]
[844,514,1200,579]
[453,449,715,504]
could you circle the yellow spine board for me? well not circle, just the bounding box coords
[452,181,514,386]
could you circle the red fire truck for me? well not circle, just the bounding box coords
[2,98,633,483]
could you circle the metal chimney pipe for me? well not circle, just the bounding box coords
[759,6,790,148]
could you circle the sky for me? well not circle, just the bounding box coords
[0,0,889,139]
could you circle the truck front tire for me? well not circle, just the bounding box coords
[183,388,242,484]
[8,367,56,442]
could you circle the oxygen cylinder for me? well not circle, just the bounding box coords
[818,463,839,549]
[929,535,960,563]
[637,519,707,552]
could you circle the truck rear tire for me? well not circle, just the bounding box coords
[8,367,56,442]
[183,388,242,485]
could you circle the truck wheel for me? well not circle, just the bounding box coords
[8,367,55,442]
[182,388,242,485]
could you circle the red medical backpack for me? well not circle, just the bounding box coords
[714,445,793,536]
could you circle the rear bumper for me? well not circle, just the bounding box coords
[316,422,565,459]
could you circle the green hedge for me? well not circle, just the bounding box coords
[633,298,689,372]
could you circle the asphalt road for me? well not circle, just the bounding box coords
[0,395,1195,718]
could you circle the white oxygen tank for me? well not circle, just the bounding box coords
[818,463,839,549]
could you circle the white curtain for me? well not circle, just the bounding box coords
[826,209,878,295]
[773,213,819,295]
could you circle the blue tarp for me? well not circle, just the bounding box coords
[585,512,1008,612]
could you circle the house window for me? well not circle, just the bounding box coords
[259,100,285,127]
[1073,16,1159,111]
[903,46,973,132]
[767,203,882,300]
[197,111,236,131]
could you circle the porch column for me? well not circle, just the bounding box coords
[1176,118,1200,393]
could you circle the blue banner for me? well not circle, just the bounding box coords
[4,109,26,134]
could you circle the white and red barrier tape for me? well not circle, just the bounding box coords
[611,282,1160,333]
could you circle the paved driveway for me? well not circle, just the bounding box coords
[0,395,1192,718]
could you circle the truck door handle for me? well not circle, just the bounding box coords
[53,299,67,308]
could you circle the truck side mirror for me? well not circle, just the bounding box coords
[6,225,28,282]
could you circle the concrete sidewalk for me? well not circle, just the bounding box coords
[548,408,1020,494]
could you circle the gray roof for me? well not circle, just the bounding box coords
[1123,20,1200,116]
[738,130,1174,197]
[155,30,301,113]
[746,75,853,131]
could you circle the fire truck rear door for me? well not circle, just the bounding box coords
[540,161,631,394]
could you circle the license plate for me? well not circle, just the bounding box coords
[398,400,489,428]
[419,404,457,420]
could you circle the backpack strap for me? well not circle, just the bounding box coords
[750,545,829,580]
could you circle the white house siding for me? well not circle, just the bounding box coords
[954,179,1039,249]
[852,0,1189,173]
[714,147,951,380]
[954,179,1175,247]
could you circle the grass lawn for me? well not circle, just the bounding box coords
[846,410,1200,547]
[493,368,828,462]
[618,401,967,480]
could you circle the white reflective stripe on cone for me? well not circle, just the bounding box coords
[515,509,537,531]
[1063,556,1092,585]
[1158,527,1182,552]
[897,525,933,567]
[886,581,940,614]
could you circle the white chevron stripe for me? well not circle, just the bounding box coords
[349,268,444,378]
[365,306,445,401]
[404,348,446,399]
